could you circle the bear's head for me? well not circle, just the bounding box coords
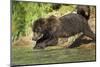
[32,15,59,41]
[32,18,48,41]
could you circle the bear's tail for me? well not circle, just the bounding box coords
[77,5,90,20]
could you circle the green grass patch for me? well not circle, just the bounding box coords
[12,47,96,65]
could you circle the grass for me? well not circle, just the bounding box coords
[12,46,96,66]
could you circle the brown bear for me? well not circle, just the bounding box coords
[32,13,95,49]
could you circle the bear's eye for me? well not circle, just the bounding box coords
[38,27,42,31]
[34,27,41,33]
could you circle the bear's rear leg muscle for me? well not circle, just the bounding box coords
[84,28,95,41]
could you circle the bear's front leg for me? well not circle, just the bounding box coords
[34,37,58,49]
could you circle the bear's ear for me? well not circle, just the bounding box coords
[38,18,47,25]
[47,15,57,22]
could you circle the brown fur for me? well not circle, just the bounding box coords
[77,5,90,20]
[32,13,95,49]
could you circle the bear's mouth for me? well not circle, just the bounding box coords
[32,32,43,41]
